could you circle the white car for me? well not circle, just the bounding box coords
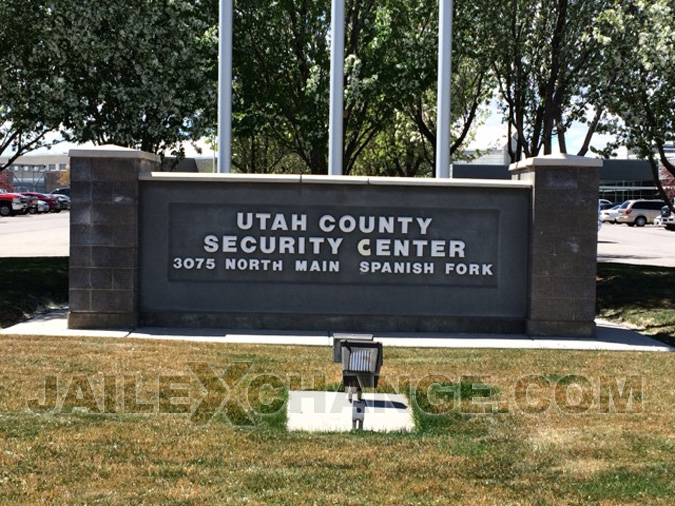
[600,204,621,223]
[654,205,675,231]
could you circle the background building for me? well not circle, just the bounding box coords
[0,154,70,193]
[0,150,664,203]
[456,144,660,202]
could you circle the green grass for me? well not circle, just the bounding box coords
[577,466,675,501]
[1,336,673,504]
[408,378,502,434]
[0,257,69,328]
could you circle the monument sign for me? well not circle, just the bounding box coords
[138,177,529,332]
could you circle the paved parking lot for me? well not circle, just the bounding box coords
[598,223,675,267]
[1,212,674,267]
[0,212,70,257]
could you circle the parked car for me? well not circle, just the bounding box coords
[36,200,50,213]
[53,194,70,210]
[21,192,62,213]
[50,188,70,197]
[0,192,28,216]
[616,199,667,227]
[19,193,40,214]
[654,205,675,231]
[599,199,614,211]
[600,204,621,223]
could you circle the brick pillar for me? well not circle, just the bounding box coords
[68,146,159,329]
[510,154,602,338]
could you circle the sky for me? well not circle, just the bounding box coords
[465,100,618,157]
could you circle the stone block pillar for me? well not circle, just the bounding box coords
[68,146,159,329]
[510,154,602,338]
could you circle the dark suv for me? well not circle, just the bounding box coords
[616,199,667,227]
[50,188,70,197]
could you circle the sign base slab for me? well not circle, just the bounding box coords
[287,391,414,432]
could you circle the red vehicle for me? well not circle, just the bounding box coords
[21,192,62,213]
[20,194,40,214]
[0,191,29,216]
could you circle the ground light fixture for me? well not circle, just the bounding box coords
[333,334,383,430]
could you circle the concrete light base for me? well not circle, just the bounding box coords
[286,391,414,432]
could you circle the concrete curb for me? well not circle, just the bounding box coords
[1,310,672,352]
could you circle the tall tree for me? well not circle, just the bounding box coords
[597,0,675,207]
[52,0,217,158]
[232,0,492,175]
[0,1,68,170]
[232,0,331,174]
[352,0,493,177]
[485,0,615,162]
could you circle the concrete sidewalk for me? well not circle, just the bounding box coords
[1,308,672,352]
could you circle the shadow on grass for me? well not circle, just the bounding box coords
[407,379,501,435]
[597,263,675,346]
[597,263,675,309]
[0,257,69,328]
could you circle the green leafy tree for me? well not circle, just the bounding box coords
[596,0,675,207]
[485,0,617,162]
[3,0,218,168]
[1,0,494,176]
[52,0,217,158]
[356,110,434,177]
[231,0,330,174]
[0,1,68,170]
[231,0,492,175]
[361,0,493,176]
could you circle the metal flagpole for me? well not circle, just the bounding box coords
[328,0,345,176]
[435,0,453,178]
[218,0,233,173]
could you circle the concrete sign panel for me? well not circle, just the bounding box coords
[139,180,530,332]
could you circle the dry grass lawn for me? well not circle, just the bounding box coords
[1,335,673,505]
